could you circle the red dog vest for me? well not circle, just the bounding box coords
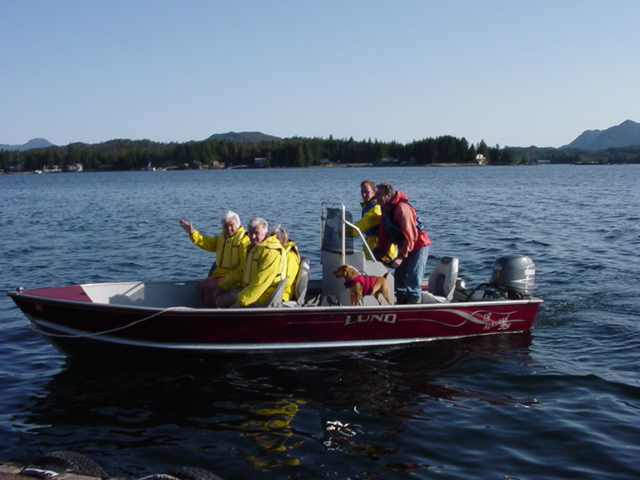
[344,275,377,295]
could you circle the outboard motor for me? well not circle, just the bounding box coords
[489,255,536,299]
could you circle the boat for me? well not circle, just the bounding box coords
[7,204,543,359]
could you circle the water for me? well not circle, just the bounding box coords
[1,165,639,479]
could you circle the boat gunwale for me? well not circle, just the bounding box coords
[7,287,544,315]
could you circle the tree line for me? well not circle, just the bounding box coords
[510,145,640,165]
[5,134,637,173]
[1,135,518,172]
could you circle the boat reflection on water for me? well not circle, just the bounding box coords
[15,334,535,476]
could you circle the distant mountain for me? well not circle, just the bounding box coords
[563,120,640,151]
[0,138,55,151]
[205,131,281,143]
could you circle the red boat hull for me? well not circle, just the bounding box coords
[8,285,542,358]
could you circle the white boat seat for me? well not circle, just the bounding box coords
[283,257,311,307]
[264,276,289,308]
[422,257,459,303]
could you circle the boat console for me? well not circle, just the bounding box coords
[319,204,395,306]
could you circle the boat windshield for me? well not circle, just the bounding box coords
[322,206,354,255]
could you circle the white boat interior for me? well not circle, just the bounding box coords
[82,280,202,309]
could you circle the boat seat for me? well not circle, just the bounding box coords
[264,276,289,308]
[422,257,459,303]
[284,257,311,307]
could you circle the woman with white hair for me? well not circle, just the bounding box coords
[179,210,250,307]
[271,224,301,303]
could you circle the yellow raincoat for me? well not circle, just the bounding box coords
[189,226,250,278]
[282,240,301,302]
[219,234,287,307]
[349,199,397,260]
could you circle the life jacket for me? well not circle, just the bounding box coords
[209,227,249,276]
[282,240,301,301]
[361,199,380,237]
[218,234,287,306]
[345,275,377,296]
[241,235,287,289]
[381,198,425,245]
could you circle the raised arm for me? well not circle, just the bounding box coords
[179,219,194,234]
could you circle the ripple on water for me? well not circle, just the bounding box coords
[1,166,640,479]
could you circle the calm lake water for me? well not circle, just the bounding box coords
[1,165,639,479]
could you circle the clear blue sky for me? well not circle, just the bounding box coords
[2,0,639,148]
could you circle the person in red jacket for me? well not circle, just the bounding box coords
[373,182,431,304]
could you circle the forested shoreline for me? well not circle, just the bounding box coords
[2,135,639,173]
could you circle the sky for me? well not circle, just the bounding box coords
[2,1,639,148]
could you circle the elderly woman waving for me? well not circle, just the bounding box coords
[180,210,250,307]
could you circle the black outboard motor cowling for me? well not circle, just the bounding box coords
[489,255,535,298]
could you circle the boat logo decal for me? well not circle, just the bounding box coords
[409,309,525,330]
[472,310,515,330]
[345,313,397,326]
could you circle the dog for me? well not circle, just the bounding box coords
[333,264,392,306]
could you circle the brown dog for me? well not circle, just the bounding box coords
[333,264,392,306]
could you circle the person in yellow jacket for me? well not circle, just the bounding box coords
[271,224,301,303]
[179,210,249,307]
[216,217,287,308]
[348,180,397,261]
